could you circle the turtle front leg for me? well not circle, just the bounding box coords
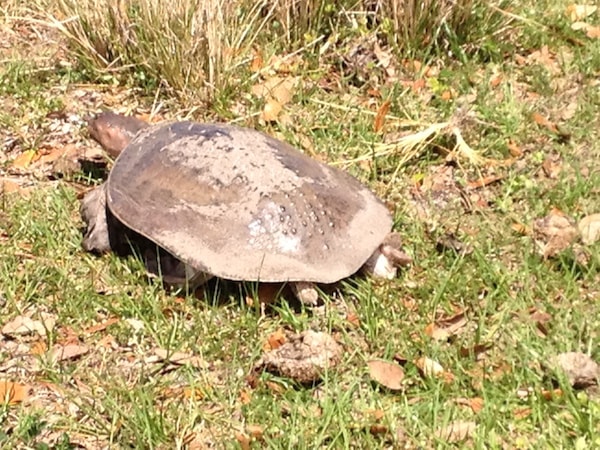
[362,232,412,279]
[80,184,112,253]
[290,281,320,306]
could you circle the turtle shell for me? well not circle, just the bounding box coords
[106,121,392,283]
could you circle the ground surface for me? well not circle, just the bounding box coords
[0,2,599,449]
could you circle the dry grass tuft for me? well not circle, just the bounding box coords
[39,0,512,106]
[47,0,277,103]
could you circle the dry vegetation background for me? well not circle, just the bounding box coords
[0,0,599,448]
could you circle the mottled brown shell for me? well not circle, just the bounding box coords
[107,121,392,283]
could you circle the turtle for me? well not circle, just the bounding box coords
[81,112,411,304]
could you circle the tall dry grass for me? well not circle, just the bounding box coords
[43,0,511,104]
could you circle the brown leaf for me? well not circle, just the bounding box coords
[532,112,558,133]
[250,48,263,72]
[578,213,600,245]
[260,99,283,122]
[467,174,504,189]
[235,432,251,450]
[2,315,55,336]
[346,312,361,327]
[435,421,476,442]
[264,381,286,394]
[50,344,89,362]
[425,311,468,341]
[154,349,206,369]
[239,388,252,405]
[541,388,563,400]
[30,341,48,356]
[469,397,484,413]
[586,25,600,38]
[459,343,492,359]
[367,360,405,391]
[11,150,37,169]
[507,140,523,157]
[182,387,204,401]
[369,424,388,435]
[514,407,532,419]
[0,380,29,405]
[84,317,120,335]
[367,408,385,420]
[511,222,531,235]
[246,425,264,439]
[566,4,597,22]
[542,154,562,178]
[373,100,391,133]
[533,210,578,258]
[264,328,287,351]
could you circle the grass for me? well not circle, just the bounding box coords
[1,0,600,448]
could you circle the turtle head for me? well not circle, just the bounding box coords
[87,111,149,158]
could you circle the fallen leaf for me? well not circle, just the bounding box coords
[467,174,504,189]
[84,317,120,335]
[415,356,453,382]
[425,311,468,341]
[511,222,531,235]
[0,177,27,194]
[346,312,360,327]
[507,140,523,157]
[239,389,252,405]
[367,409,385,420]
[30,341,48,356]
[264,380,286,394]
[435,421,476,442]
[373,100,391,133]
[250,48,263,72]
[542,154,562,178]
[369,424,388,435]
[264,328,287,351]
[367,360,405,391]
[578,213,600,245]
[2,315,55,336]
[533,210,578,258]
[541,388,563,400]
[260,99,283,122]
[454,397,484,413]
[459,343,492,359]
[566,4,597,22]
[11,150,37,169]
[50,344,89,363]
[586,25,600,38]
[154,349,206,369]
[235,432,251,450]
[552,352,599,388]
[0,380,29,405]
[514,407,532,419]
[246,425,264,439]
[532,112,558,133]
[251,76,299,105]
[182,387,204,401]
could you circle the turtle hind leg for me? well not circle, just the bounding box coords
[362,232,412,279]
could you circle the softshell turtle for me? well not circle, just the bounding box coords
[81,112,410,303]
